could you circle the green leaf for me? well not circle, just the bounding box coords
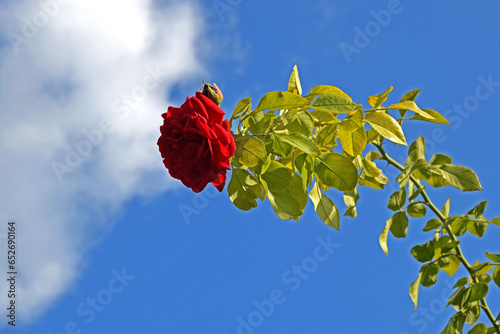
[467,201,487,218]
[380,218,392,256]
[311,94,355,114]
[390,211,409,238]
[448,287,466,308]
[308,85,352,101]
[411,241,435,263]
[490,217,500,226]
[430,154,453,165]
[442,198,451,217]
[244,111,276,134]
[410,272,422,311]
[412,108,451,125]
[388,101,434,119]
[358,171,389,189]
[422,166,452,188]
[453,277,469,289]
[274,133,321,155]
[439,165,483,191]
[399,89,421,117]
[310,109,337,124]
[343,188,359,218]
[314,123,339,149]
[366,128,382,145]
[344,206,357,217]
[421,263,439,287]
[465,305,481,325]
[340,109,364,132]
[423,218,442,232]
[255,91,310,112]
[406,136,426,167]
[471,262,493,276]
[309,182,340,230]
[288,64,302,96]
[268,133,293,157]
[286,110,315,136]
[451,216,470,236]
[368,86,393,107]
[228,169,261,211]
[468,323,487,334]
[362,158,382,178]
[261,161,307,220]
[364,111,407,145]
[407,202,427,218]
[339,126,367,156]
[343,189,359,207]
[388,187,406,211]
[477,274,492,284]
[467,218,488,237]
[234,136,267,168]
[314,153,358,191]
[441,255,461,277]
[485,252,500,263]
[493,266,500,288]
[295,153,313,191]
[441,313,466,334]
[470,283,488,302]
[442,241,461,254]
[231,98,252,121]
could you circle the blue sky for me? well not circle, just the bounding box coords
[1,1,500,333]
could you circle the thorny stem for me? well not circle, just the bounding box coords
[375,143,500,333]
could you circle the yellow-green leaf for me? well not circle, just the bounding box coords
[388,101,434,119]
[410,272,422,311]
[390,211,409,238]
[255,91,309,112]
[228,169,261,211]
[309,181,340,229]
[261,161,307,220]
[380,218,392,256]
[288,64,302,96]
[412,108,451,125]
[234,136,267,168]
[274,133,321,155]
[339,126,367,156]
[368,86,393,107]
[314,153,358,191]
[364,111,407,145]
[309,85,352,101]
[312,94,355,114]
[468,323,487,334]
[439,165,483,192]
[485,252,500,263]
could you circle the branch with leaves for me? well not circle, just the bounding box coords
[157,65,500,333]
[224,66,500,333]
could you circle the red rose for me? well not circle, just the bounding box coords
[158,92,235,193]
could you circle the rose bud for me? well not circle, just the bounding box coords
[202,82,223,106]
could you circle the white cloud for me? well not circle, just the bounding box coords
[0,0,205,324]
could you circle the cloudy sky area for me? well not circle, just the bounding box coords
[0,1,500,333]
[0,0,207,324]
